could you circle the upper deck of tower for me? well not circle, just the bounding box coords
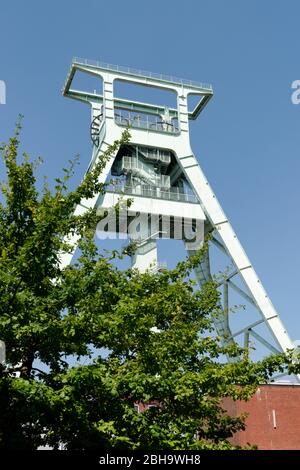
[64,58,213,93]
[62,58,213,131]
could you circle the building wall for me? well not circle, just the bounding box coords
[223,384,300,449]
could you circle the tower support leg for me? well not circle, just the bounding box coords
[131,239,158,273]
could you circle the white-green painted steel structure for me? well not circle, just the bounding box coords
[62,58,298,375]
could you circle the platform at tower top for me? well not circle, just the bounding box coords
[65,57,213,92]
[63,58,214,122]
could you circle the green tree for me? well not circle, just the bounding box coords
[0,122,295,450]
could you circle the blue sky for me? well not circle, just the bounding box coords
[0,0,300,344]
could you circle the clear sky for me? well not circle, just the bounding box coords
[0,0,300,344]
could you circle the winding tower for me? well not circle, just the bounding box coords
[62,58,298,373]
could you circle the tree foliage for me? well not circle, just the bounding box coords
[0,121,296,450]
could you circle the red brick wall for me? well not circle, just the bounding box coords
[223,384,300,449]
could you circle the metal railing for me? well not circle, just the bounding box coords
[137,148,171,165]
[123,156,153,175]
[106,184,198,204]
[72,57,213,91]
[115,114,179,134]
